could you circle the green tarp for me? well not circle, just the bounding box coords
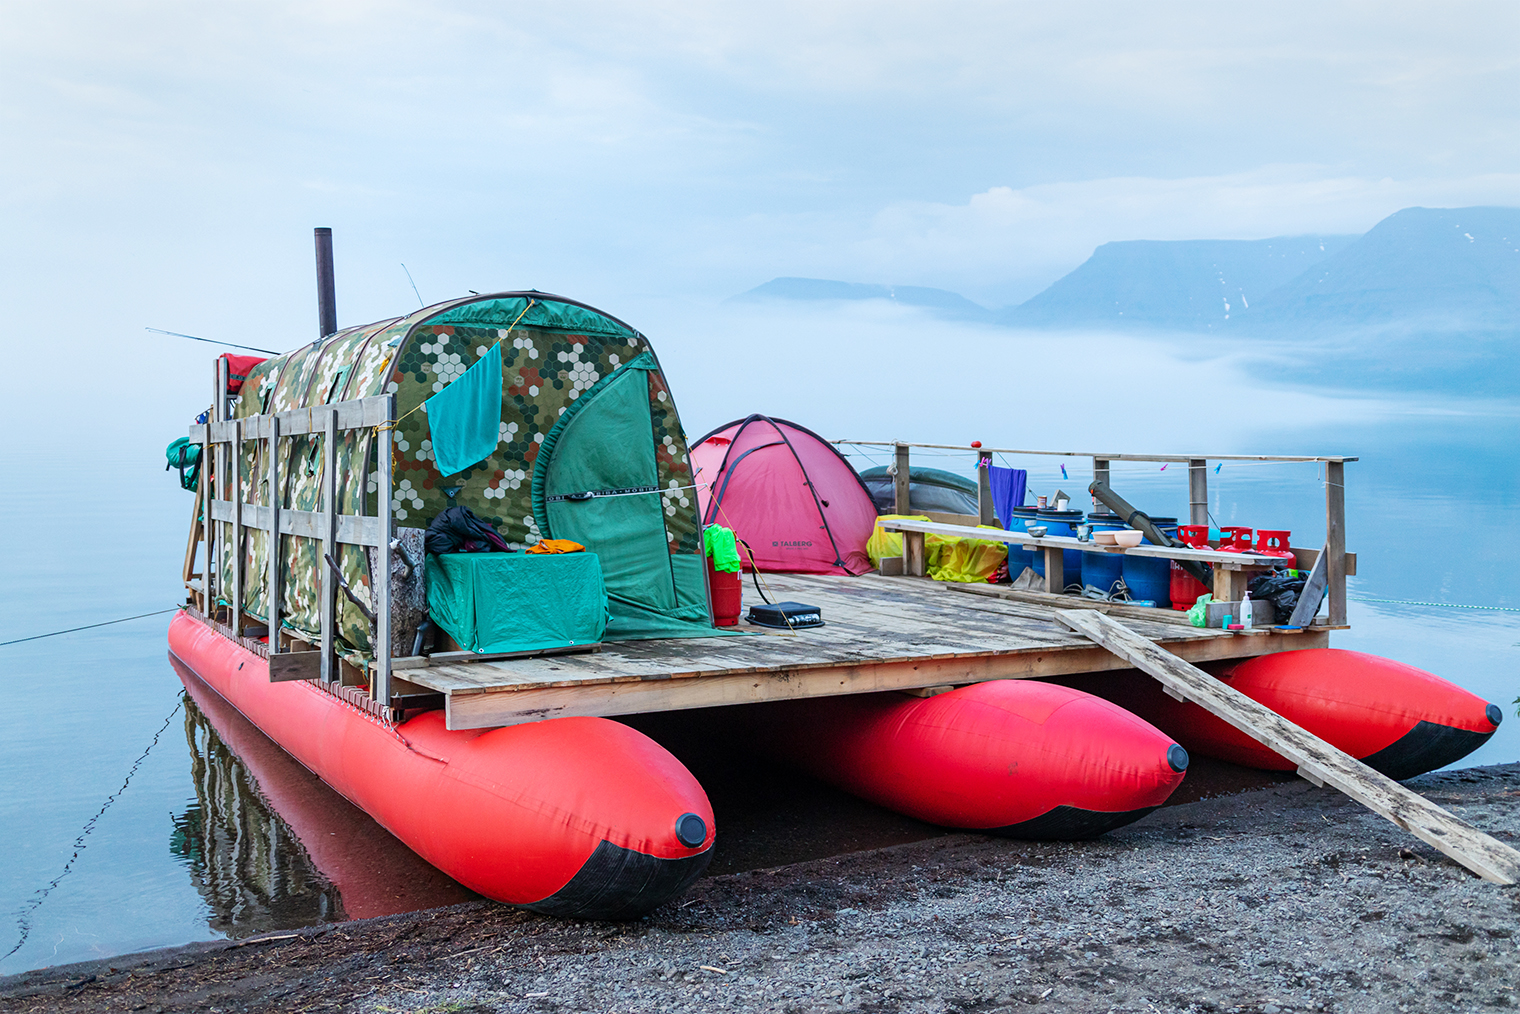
[533,354,733,640]
[426,345,502,476]
[425,552,608,654]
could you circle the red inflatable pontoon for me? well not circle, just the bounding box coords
[1053,647,1503,780]
[168,611,715,918]
[749,680,1189,838]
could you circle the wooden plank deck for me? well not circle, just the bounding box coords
[401,574,1328,730]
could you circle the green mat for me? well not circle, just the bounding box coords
[426,551,608,654]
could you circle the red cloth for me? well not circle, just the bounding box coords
[221,354,267,394]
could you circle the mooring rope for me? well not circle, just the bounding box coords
[0,607,180,647]
[1348,596,1520,614]
[2,699,184,961]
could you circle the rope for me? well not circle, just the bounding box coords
[0,607,180,647]
[3,699,183,961]
[1349,596,1520,614]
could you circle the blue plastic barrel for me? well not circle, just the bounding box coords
[1005,507,1042,580]
[1035,509,1086,590]
[1081,513,1126,594]
[1120,518,1179,607]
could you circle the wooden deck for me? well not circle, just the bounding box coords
[402,573,1329,730]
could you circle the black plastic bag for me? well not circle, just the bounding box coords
[1249,568,1306,618]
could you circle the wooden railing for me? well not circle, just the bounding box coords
[842,440,1354,628]
[188,363,396,708]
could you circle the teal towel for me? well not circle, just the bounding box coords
[427,345,501,476]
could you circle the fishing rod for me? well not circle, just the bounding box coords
[146,327,278,355]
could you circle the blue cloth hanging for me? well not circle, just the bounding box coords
[426,345,502,477]
[988,465,1027,528]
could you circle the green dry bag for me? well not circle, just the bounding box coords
[165,437,201,492]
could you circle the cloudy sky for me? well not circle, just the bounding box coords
[3,1,1518,444]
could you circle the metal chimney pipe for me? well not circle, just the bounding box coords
[314,227,337,338]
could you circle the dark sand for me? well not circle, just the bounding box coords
[4,764,1517,1013]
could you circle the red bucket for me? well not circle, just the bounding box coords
[708,562,742,626]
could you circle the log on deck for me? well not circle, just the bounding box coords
[400,574,1327,731]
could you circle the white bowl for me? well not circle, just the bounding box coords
[1093,530,1119,546]
[1112,530,1144,548]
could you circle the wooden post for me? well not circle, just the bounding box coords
[895,442,914,574]
[976,453,995,526]
[267,414,282,653]
[1325,460,1347,625]
[200,416,213,616]
[1043,545,1064,594]
[320,408,338,683]
[181,483,202,593]
[1092,458,1109,509]
[1212,563,1249,606]
[231,419,243,634]
[375,399,395,710]
[903,531,926,577]
[1188,458,1208,527]
[893,443,910,515]
[212,357,226,620]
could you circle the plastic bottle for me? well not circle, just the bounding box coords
[1241,589,1253,630]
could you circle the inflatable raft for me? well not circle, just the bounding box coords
[168,611,715,918]
[1052,647,1502,780]
[746,680,1190,838]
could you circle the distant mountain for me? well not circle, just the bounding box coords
[1241,206,1520,332]
[1001,236,1358,332]
[1234,206,1520,393]
[728,277,994,321]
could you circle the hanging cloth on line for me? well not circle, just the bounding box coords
[988,465,1027,527]
[426,345,503,476]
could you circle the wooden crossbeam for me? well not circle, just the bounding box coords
[1053,609,1520,885]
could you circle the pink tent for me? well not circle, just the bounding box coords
[691,415,878,576]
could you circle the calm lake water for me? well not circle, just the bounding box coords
[1,407,1515,976]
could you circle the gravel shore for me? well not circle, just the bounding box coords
[5,764,1518,1014]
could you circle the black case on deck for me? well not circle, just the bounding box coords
[746,601,825,629]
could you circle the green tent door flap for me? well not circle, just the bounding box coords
[532,354,717,640]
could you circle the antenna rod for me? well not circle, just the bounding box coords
[314,227,337,338]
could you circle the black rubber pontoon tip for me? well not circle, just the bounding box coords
[1487,703,1503,727]
[1167,743,1190,773]
[675,812,707,848]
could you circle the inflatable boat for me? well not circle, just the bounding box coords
[1051,647,1502,780]
[745,680,1190,838]
[168,611,715,918]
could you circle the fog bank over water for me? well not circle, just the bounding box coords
[633,298,1420,449]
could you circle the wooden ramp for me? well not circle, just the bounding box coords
[1055,609,1520,885]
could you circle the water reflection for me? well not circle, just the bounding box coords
[173,698,345,936]
[169,656,476,937]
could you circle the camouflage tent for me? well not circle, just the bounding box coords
[215,293,711,658]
